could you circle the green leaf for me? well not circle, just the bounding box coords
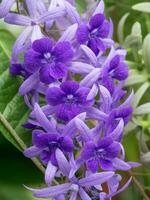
[142,34,150,73]
[131,22,142,36]
[0,29,30,150]
[126,70,147,86]
[76,0,86,13]
[118,13,129,43]
[134,103,150,115]
[124,121,137,135]
[0,29,45,174]
[125,22,142,50]
[132,82,150,108]
[132,2,150,13]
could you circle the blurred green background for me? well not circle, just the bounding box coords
[0,0,150,200]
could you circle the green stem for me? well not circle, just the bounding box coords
[129,171,150,200]
[145,14,150,33]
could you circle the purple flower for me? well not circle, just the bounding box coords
[24,130,73,166]
[76,13,112,55]
[80,137,121,172]
[25,151,115,199]
[10,63,23,76]
[101,55,128,94]
[107,105,133,135]
[46,81,92,121]
[99,175,132,199]
[24,38,73,84]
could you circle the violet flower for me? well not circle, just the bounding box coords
[101,54,128,94]
[24,130,73,166]
[46,81,93,121]
[76,12,112,55]
[99,175,132,199]
[25,149,115,199]
[25,171,114,199]
[24,38,73,84]
[79,136,132,173]
[4,0,66,62]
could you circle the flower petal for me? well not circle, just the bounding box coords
[53,42,73,63]
[70,62,94,74]
[75,87,91,105]
[79,172,114,186]
[89,14,105,30]
[64,1,80,23]
[99,85,112,112]
[24,146,42,158]
[105,142,121,158]
[24,49,41,73]
[109,119,124,140]
[69,192,78,200]
[60,81,79,94]
[80,142,95,160]
[80,68,101,87]
[0,0,15,18]
[86,107,108,121]
[25,183,71,198]
[97,20,110,38]
[79,188,91,200]
[76,23,89,44]
[113,62,128,80]
[32,37,53,53]
[32,130,49,148]
[49,62,67,79]
[88,38,99,55]
[19,72,39,95]
[87,159,98,173]
[45,161,57,185]
[39,66,55,84]
[112,158,131,171]
[74,118,91,141]
[4,13,31,26]
[26,0,37,18]
[80,45,98,66]
[58,23,78,42]
[60,136,73,152]
[46,87,65,106]
[97,137,113,148]
[100,159,113,170]
[37,7,66,23]
[56,149,70,176]
[34,103,55,132]
[56,103,81,121]
[93,0,104,15]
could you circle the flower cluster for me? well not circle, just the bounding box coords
[1,0,140,199]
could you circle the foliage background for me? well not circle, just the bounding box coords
[0,0,150,199]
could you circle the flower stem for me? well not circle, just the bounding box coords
[129,171,150,200]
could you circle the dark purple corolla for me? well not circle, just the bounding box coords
[101,55,128,94]
[76,13,112,55]
[80,137,121,172]
[24,130,73,166]
[46,81,93,121]
[24,37,73,84]
[106,105,133,136]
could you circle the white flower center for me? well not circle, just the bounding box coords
[67,94,74,100]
